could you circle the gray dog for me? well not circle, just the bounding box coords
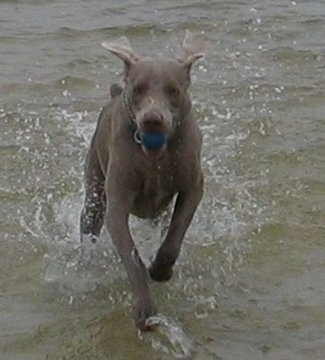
[80,31,207,330]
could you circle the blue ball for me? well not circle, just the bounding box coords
[141,132,166,150]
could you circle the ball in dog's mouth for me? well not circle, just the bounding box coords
[140,132,166,151]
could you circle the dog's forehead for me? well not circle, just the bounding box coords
[129,58,185,83]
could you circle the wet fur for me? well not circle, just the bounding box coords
[80,31,207,330]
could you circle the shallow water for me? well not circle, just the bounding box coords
[1,1,324,359]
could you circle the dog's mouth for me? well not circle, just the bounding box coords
[141,132,166,150]
[135,111,170,154]
[135,131,167,155]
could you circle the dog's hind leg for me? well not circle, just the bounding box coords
[80,150,106,243]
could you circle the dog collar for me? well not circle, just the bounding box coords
[122,91,145,145]
[122,90,137,129]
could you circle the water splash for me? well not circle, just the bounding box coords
[140,314,193,359]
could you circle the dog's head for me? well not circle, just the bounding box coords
[102,31,207,153]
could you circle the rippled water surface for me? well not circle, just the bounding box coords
[1,1,324,359]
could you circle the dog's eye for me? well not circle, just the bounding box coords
[133,83,147,96]
[167,86,180,100]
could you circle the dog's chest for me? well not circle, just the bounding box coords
[132,160,176,218]
[143,169,172,196]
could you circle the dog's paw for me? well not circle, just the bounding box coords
[149,262,174,282]
[134,298,157,331]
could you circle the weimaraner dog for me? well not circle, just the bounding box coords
[80,31,207,330]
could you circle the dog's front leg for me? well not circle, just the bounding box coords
[105,196,156,330]
[149,179,203,282]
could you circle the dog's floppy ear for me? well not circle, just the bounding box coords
[178,30,207,74]
[101,37,140,76]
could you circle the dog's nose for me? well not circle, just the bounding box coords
[142,111,164,133]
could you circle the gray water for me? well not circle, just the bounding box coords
[1,1,324,359]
